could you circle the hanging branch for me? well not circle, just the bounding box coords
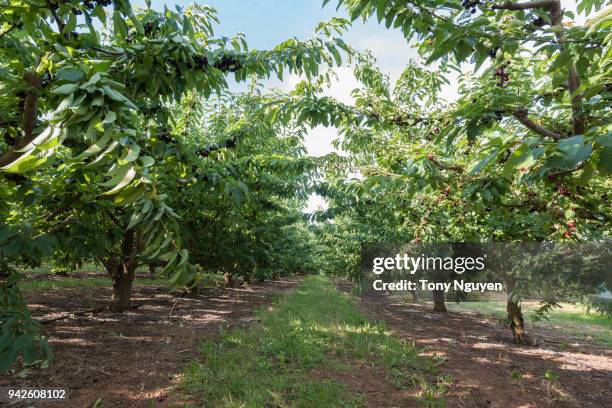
[512,109,562,140]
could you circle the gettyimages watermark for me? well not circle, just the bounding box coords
[358,242,611,300]
[370,251,501,293]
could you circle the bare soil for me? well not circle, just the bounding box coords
[336,280,612,408]
[0,275,301,407]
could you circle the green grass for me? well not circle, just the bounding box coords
[17,263,224,293]
[446,301,612,346]
[181,275,439,407]
[20,274,226,293]
[19,276,165,292]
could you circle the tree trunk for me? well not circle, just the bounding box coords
[224,272,234,287]
[107,258,136,313]
[224,272,243,288]
[110,267,134,312]
[100,227,141,312]
[507,298,526,343]
[149,264,156,276]
[506,280,526,343]
[432,289,447,312]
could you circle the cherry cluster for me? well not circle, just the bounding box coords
[494,63,510,87]
[48,0,113,15]
[72,0,111,15]
[532,16,546,27]
[196,138,237,157]
[214,55,242,72]
[193,55,209,67]
[486,46,499,59]
[461,0,481,14]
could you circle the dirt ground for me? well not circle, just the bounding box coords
[3,277,610,408]
[336,281,612,408]
[0,275,301,407]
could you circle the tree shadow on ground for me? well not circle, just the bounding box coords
[335,280,611,408]
[0,276,301,407]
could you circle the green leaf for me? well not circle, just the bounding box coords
[52,84,78,95]
[598,146,612,175]
[557,135,592,168]
[15,126,59,153]
[139,156,155,167]
[549,50,571,72]
[120,144,140,163]
[55,67,84,82]
[596,133,612,147]
[469,151,497,176]
[92,4,107,24]
[103,167,137,195]
[74,134,111,160]
[0,153,49,173]
[103,111,117,124]
[503,146,536,178]
[63,13,77,35]
[466,122,481,141]
[114,183,146,205]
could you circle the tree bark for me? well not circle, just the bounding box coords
[432,289,447,312]
[109,263,135,312]
[507,298,526,343]
[224,272,234,287]
[0,72,43,168]
[104,228,139,312]
[506,280,526,343]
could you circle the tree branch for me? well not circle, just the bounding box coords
[0,72,43,168]
[512,109,562,140]
[547,161,586,177]
[45,0,65,33]
[46,216,76,235]
[427,154,464,173]
[492,0,557,10]
[43,202,73,222]
[494,1,585,135]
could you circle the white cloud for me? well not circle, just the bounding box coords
[322,66,359,105]
[304,125,339,157]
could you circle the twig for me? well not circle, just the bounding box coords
[547,161,586,177]
[169,291,186,317]
[427,154,464,173]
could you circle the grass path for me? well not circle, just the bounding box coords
[181,275,440,407]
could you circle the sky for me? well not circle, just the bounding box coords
[141,1,584,211]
